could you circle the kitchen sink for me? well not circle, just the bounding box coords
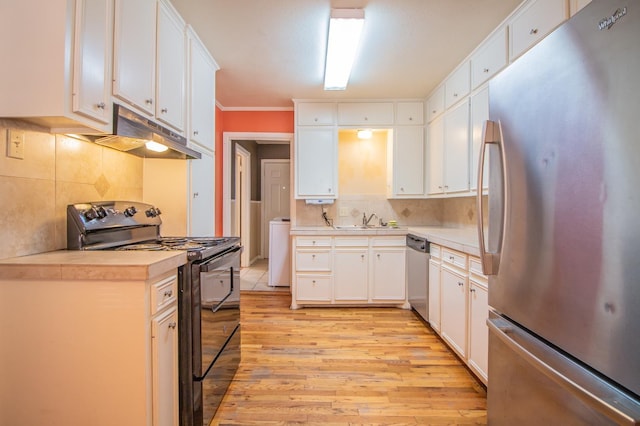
[333,225,379,230]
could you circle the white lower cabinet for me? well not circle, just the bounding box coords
[441,262,468,358]
[151,305,179,426]
[429,244,488,385]
[428,246,442,332]
[334,237,369,301]
[292,235,407,308]
[371,245,407,301]
[0,269,179,425]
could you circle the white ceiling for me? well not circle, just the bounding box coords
[170,0,524,109]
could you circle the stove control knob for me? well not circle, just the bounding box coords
[96,206,107,219]
[145,207,162,218]
[124,206,138,217]
[83,208,99,221]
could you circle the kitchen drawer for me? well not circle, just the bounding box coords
[296,275,332,301]
[396,102,424,125]
[430,244,441,259]
[469,256,488,280]
[295,236,332,247]
[371,236,406,247]
[442,247,468,270]
[151,274,178,315]
[510,0,568,60]
[296,250,331,271]
[445,61,470,109]
[297,102,336,125]
[334,237,368,247]
[427,85,445,122]
[337,102,394,126]
[471,27,507,89]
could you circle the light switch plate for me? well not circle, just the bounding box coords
[7,129,25,159]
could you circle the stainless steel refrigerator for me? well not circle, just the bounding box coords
[477,0,640,423]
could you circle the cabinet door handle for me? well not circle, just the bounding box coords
[164,289,173,297]
[193,130,199,136]
[529,28,539,35]
[161,107,168,113]
[458,282,464,287]
[483,68,490,73]
[145,98,153,105]
[96,102,106,109]
[470,288,476,293]
[168,322,177,329]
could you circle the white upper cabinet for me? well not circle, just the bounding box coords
[297,103,337,126]
[395,102,424,125]
[470,27,508,89]
[427,115,445,195]
[337,102,394,126]
[444,61,470,109]
[295,127,337,199]
[443,100,470,194]
[0,0,113,133]
[113,0,157,116]
[427,85,445,123]
[187,27,218,151]
[156,0,186,131]
[388,126,425,198]
[509,0,569,60]
[72,0,114,125]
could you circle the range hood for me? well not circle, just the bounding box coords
[91,104,201,159]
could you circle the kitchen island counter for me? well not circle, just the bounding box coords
[0,250,187,281]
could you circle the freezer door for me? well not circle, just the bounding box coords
[487,314,640,425]
[487,0,640,396]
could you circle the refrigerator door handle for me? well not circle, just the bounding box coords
[477,120,505,275]
[488,317,640,425]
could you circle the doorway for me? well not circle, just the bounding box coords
[234,145,251,267]
[261,159,290,258]
[223,132,293,266]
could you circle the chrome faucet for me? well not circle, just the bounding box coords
[362,212,377,226]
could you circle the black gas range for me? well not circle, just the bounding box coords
[67,201,242,426]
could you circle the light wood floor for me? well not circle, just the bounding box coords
[211,292,486,425]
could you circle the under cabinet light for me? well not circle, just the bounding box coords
[145,141,169,153]
[324,8,365,90]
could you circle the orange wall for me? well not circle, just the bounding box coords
[214,108,294,235]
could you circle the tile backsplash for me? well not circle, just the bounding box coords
[0,119,143,260]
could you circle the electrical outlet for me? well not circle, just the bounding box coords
[339,207,349,217]
[7,129,25,159]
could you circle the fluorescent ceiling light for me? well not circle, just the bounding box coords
[145,141,169,153]
[324,8,365,91]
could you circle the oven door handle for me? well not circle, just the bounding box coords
[199,246,243,273]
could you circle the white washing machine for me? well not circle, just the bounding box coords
[268,218,291,286]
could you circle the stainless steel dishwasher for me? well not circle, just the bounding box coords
[407,234,429,322]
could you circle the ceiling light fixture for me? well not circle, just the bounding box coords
[324,8,365,91]
[357,129,372,139]
[145,141,169,153]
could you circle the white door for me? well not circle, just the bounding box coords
[262,160,290,258]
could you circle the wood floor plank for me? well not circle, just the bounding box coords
[211,292,486,425]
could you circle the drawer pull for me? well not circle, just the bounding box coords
[164,289,173,297]
[168,322,177,329]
